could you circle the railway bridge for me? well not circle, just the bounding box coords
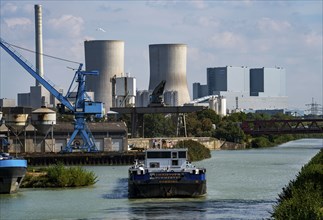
[241,119,323,135]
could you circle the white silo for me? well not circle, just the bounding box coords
[220,97,227,116]
[164,90,178,106]
[31,107,56,135]
[84,40,124,111]
[136,90,143,107]
[209,96,219,113]
[149,44,190,106]
[115,76,136,107]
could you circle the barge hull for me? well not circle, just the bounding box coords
[128,180,206,198]
[0,167,27,194]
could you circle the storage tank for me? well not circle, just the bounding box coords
[31,107,56,134]
[149,44,190,106]
[84,40,124,111]
[164,90,178,106]
[136,90,143,107]
[115,76,136,107]
[220,97,227,116]
[4,114,28,131]
[209,96,219,113]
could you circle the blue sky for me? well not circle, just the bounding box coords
[0,0,322,109]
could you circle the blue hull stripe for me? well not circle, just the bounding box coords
[0,160,27,168]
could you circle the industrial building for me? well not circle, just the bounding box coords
[250,67,286,97]
[0,107,128,153]
[193,66,288,111]
[193,83,208,100]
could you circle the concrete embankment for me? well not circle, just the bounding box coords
[128,137,245,150]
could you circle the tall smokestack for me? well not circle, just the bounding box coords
[34,4,43,86]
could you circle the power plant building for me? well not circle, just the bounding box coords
[207,66,249,95]
[84,40,125,111]
[193,83,208,100]
[193,66,288,111]
[148,44,190,106]
[250,67,286,97]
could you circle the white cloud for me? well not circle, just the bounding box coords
[304,32,322,47]
[1,2,18,14]
[4,17,32,28]
[48,15,84,38]
[209,32,245,50]
[190,0,207,9]
[257,17,291,32]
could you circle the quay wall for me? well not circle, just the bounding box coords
[128,137,246,150]
[23,152,144,166]
[20,137,245,166]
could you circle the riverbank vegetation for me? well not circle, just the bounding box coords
[22,164,97,188]
[272,149,323,219]
[175,139,211,161]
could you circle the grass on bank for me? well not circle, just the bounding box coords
[22,164,97,188]
[272,149,323,219]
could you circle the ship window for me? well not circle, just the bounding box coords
[179,151,186,158]
[172,160,178,166]
[172,152,178,158]
[150,162,160,168]
[147,151,171,158]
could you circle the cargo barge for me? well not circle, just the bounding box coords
[0,153,27,194]
[128,148,206,198]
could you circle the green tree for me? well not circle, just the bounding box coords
[143,114,176,137]
[214,121,246,143]
[197,109,221,125]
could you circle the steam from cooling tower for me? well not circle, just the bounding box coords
[148,44,190,106]
[84,40,124,111]
[34,4,43,86]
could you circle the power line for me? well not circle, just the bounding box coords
[5,42,81,65]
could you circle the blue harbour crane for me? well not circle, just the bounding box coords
[0,38,104,152]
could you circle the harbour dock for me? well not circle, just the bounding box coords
[19,152,145,166]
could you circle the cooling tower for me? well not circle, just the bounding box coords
[84,40,124,111]
[148,44,190,105]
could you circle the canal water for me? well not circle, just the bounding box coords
[1,138,322,220]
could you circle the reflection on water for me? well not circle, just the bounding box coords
[100,198,273,220]
[102,178,128,199]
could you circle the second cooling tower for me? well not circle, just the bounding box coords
[84,40,124,110]
[148,44,190,105]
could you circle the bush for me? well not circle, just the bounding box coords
[175,140,211,161]
[22,164,97,188]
